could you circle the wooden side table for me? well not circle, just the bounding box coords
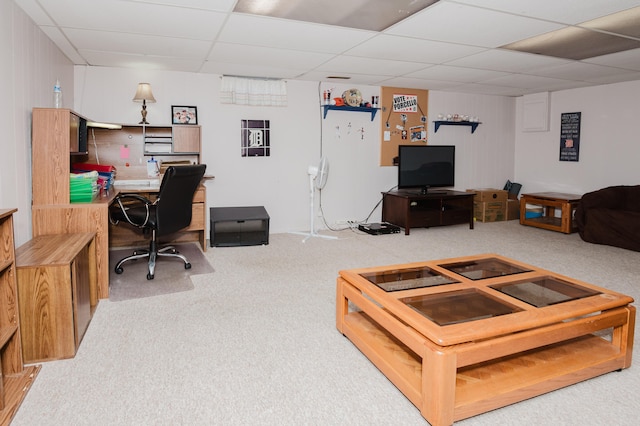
[519,192,582,233]
[16,232,98,363]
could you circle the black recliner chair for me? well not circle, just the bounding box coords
[110,164,207,279]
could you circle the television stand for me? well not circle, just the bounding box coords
[382,190,474,235]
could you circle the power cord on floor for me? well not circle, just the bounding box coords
[318,185,398,233]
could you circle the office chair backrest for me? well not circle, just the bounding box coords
[155,164,207,235]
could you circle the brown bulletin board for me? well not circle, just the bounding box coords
[379,86,429,166]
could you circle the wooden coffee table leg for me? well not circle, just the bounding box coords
[422,348,457,426]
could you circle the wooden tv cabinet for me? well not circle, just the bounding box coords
[382,190,474,235]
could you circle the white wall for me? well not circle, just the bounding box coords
[74,71,518,233]
[515,81,640,194]
[1,1,73,245]
[428,91,516,191]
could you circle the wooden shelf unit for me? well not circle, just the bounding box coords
[143,124,201,157]
[31,108,112,299]
[0,209,40,424]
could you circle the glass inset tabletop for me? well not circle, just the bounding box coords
[360,266,459,292]
[400,289,523,326]
[491,276,601,307]
[439,257,531,280]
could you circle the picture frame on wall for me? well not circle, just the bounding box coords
[172,106,198,125]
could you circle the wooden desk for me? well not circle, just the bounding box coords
[30,108,207,299]
[109,183,207,251]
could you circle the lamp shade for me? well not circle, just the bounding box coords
[132,83,156,103]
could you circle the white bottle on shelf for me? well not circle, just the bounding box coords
[53,79,62,108]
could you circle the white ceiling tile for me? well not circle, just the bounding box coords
[584,71,640,85]
[296,71,391,86]
[201,62,306,79]
[64,28,212,59]
[531,62,632,82]
[344,34,487,64]
[13,0,54,25]
[448,83,533,96]
[450,0,640,25]
[387,2,565,47]
[482,74,575,89]
[79,50,205,73]
[40,26,86,64]
[130,0,237,12]
[14,0,640,96]
[446,49,571,73]
[208,43,334,69]
[406,65,510,83]
[218,14,376,54]
[376,77,463,91]
[316,56,428,76]
[583,48,640,71]
[47,0,227,40]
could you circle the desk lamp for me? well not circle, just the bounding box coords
[132,83,156,124]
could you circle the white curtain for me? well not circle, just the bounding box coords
[220,76,287,106]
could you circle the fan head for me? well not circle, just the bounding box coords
[315,157,329,189]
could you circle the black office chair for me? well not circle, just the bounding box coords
[109,164,207,280]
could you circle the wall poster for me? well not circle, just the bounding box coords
[559,112,581,162]
[241,119,270,157]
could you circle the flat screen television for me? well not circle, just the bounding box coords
[397,145,455,194]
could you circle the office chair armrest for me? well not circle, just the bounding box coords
[114,193,153,205]
[110,193,153,227]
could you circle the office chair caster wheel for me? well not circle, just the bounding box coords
[115,267,123,274]
[147,273,154,280]
[185,263,192,270]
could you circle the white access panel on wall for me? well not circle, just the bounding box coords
[522,92,550,132]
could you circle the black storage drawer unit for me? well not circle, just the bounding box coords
[210,206,269,247]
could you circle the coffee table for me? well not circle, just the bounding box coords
[336,254,635,426]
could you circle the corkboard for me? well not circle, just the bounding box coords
[379,87,429,166]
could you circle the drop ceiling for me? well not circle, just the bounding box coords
[14,0,640,96]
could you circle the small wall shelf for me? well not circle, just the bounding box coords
[434,120,481,134]
[322,105,379,121]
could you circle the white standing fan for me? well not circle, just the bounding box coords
[292,157,338,242]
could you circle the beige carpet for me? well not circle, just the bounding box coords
[108,243,214,302]
[13,221,640,425]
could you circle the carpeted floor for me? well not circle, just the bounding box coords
[12,221,640,425]
[108,243,214,302]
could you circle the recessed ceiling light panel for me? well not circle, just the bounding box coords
[234,0,439,31]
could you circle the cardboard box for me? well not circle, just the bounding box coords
[474,201,506,222]
[467,188,508,203]
[506,199,520,221]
